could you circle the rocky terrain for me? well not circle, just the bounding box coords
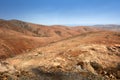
[0,19,120,80]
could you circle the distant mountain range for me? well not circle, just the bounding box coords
[94,24,120,31]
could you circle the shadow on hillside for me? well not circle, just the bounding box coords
[31,67,105,80]
[31,68,88,80]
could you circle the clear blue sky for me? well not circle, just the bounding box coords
[0,0,120,25]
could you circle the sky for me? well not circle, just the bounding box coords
[0,0,120,25]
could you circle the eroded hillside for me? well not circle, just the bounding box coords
[0,19,99,59]
[0,31,120,80]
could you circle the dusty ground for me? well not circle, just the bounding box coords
[0,31,120,80]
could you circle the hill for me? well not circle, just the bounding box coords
[0,30,120,80]
[0,19,120,80]
[0,19,99,59]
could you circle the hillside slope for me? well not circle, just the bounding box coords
[0,31,119,80]
[0,19,99,59]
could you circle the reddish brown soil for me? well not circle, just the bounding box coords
[0,19,100,59]
[0,21,120,79]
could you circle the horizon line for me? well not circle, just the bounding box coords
[1,18,120,26]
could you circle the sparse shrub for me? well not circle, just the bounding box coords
[117,63,120,70]
[38,51,42,55]
[90,62,103,71]
[55,31,61,36]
